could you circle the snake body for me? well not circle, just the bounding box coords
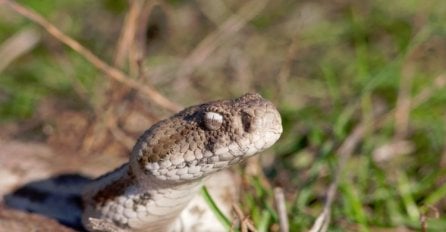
[26,93,281,232]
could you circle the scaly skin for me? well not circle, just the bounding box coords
[82,93,283,232]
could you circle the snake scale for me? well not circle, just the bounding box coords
[5,93,283,232]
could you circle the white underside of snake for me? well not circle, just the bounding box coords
[5,93,282,232]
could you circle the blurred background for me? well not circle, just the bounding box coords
[1,0,446,231]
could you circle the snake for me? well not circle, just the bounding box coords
[5,93,282,232]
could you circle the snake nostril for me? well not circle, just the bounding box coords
[241,112,253,132]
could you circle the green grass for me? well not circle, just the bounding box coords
[201,186,234,231]
[1,0,446,231]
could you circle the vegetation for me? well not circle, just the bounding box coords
[1,0,446,231]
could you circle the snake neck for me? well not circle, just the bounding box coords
[82,163,204,231]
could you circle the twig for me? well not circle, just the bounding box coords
[273,187,289,232]
[129,0,159,80]
[2,0,180,112]
[233,204,247,232]
[309,123,367,232]
[394,62,414,140]
[377,74,446,128]
[277,37,299,101]
[412,74,446,107]
[106,116,135,150]
[177,0,268,78]
[232,204,257,232]
[97,0,158,155]
[0,28,40,73]
[113,0,146,68]
[420,206,439,232]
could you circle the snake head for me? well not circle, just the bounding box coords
[130,93,282,183]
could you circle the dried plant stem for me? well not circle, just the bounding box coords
[394,65,414,140]
[274,187,289,232]
[177,0,268,78]
[232,204,257,232]
[0,28,40,73]
[309,123,367,232]
[113,0,145,68]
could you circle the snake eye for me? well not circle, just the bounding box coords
[203,112,223,130]
[241,111,253,132]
